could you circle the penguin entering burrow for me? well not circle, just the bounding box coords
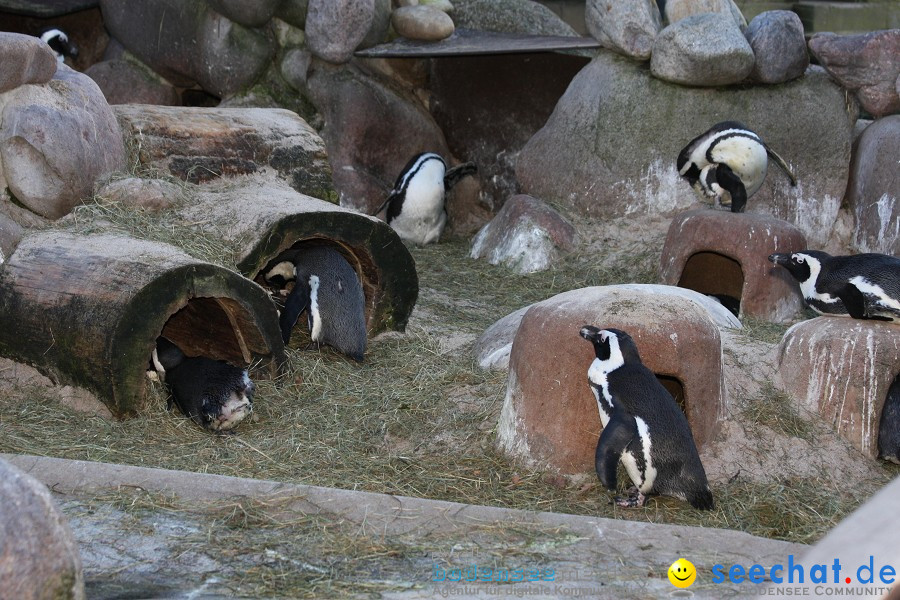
[40,28,79,63]
[579,325,714,510]
[273,246,367,362]
[769,250,900,321]
[372,152,477,246]
[151,337,255,433]
[677,121,797,213]
[878,373,900,464]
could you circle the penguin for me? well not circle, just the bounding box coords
[878,374,900,464]
[677,121,797,213]
[276,246,367,362]
[768,250,900,321]
[151,337,255,433]
[40,28,79,63]
[373,152,477,246]
[579,326,714,510]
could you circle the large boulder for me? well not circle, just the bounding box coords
[809,30,900,118]
[497,286,725,474]
[848,115,900,254]
[0,65,126,220]
[0,32,57,94]
[305,0,374,64]
[744,10,809,84]
[664,0,746,29]
[585,0,661,61]
[449,0,578,37]
[651,13,755,86]
[0,458,85,600]
[100,0,273,98]
[308,62,449,213]
[85,58,181,105]
[206,0,281,27]
[517,52,853,247]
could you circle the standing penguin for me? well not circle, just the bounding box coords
[271,246,367,362]
[878,374,900,464]
[769,250,900,321]
[40,28,79,63]
[677,121,797,213]
[579,326,714,510]
[152,337,255,433]
[373,152,477,246]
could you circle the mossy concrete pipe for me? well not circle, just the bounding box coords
[0,231,285,416]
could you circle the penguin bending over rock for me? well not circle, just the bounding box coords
[878,374,900,464]
[268,246,367,362]
[152,337,255,433]
[769,251,900,321]
[580,326,714,510]
[40,28,78,63]
[677,121,797,213]
[373,152,477,246]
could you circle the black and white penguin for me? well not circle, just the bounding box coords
[579,325,714,510]
[373,152,477,246]
[677,121,797,213]
[878,374,900,464]
[769,250,900,321]
[40,28,79,63]
[275,246,367,362]
[151,337,255,433]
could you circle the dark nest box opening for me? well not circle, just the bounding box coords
[657,374,687,415]
[677,251,744,317]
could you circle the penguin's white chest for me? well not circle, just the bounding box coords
[391,163,447,245]
[621,417,657,493]
[308,275,322,341]
[587,360,615,426]
[711,137,768,196]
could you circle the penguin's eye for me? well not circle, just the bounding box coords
[795,255,805,264]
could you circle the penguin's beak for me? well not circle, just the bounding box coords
[768,253,789,266]
[579,326,600,341]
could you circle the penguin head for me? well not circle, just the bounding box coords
[264,261,297,290]
[40,28,78,62]
[580,325,638,364]
[202,370,255,432]
[768,251,827,284]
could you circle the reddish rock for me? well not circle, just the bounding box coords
[306,0,374,64]
[778,318,900,458]
[659,209,808,322]
[808,30,900,118]
[0,32,57,94]
[848,116,900,254]
[497,286,724,475]
[85,59,180,106]
[95,177,185,212]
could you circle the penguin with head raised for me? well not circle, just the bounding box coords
[274,246,367,362]
[769,250,900,321]
[677,121,797,213]
[579,326,714,510]
[878,374,900,464]
[40,28,79,63]
[373,152,477,246]
[151,337,255,433]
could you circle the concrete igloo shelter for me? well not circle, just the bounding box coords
[660,209,808,322]
[497,286,725,475]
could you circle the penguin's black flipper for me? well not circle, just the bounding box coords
[372,191,398,220]
[443,162,477,191]
[280,278,311,344]
[836,282,876,320]
[765,144,797,186]
[595,412,636,492]
[716,164,748,213]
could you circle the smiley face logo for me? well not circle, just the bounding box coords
[668,558,696,588]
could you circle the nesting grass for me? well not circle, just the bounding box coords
[742,381,817,442]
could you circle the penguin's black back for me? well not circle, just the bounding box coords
[677,120,749,173]
[878,374,900,463]
[817,252,900,294]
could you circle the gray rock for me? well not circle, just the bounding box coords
[0,458,85,600]
[516,52,852,247]
[848,116,900,254]
[307,63,449,212]
[100,0,273,98]
[449,0,578,37]
[0,212,24,262]
[360,0,392,49]
[651,13,755,86]
[0,65,126,220]
[392,5,455,41]
[95,177,185,212]
[206,0,280,27]
[470,194,577,274]
[275,0,309,28]
[585,0,661,61]
[280,47,312,91]
[306,0,375,64]
[0,0,96,17]
[809,30,900,118]
[474,305,531,371]
[853,118,873,143]
[665,0,746,29]
[745,10,808,84]
[615,284,742,329]
[85,58,181,105]
[0,32,57,94]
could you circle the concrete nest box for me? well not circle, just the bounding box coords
[497,286,724,475]
[0,231,285,416]
[660,209,807,322]
[778,317,900,458]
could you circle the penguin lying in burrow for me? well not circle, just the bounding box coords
[878,373,900,464]
[580,325,714,510]
[372,152,477,246]
[150,337,255,433]
[40,28,79,63]
[707,293,741,319]
[264,246,367,362]
[677,121,797,213]
[769,250,900,321]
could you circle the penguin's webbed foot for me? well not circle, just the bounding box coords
[612,489,646,508]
